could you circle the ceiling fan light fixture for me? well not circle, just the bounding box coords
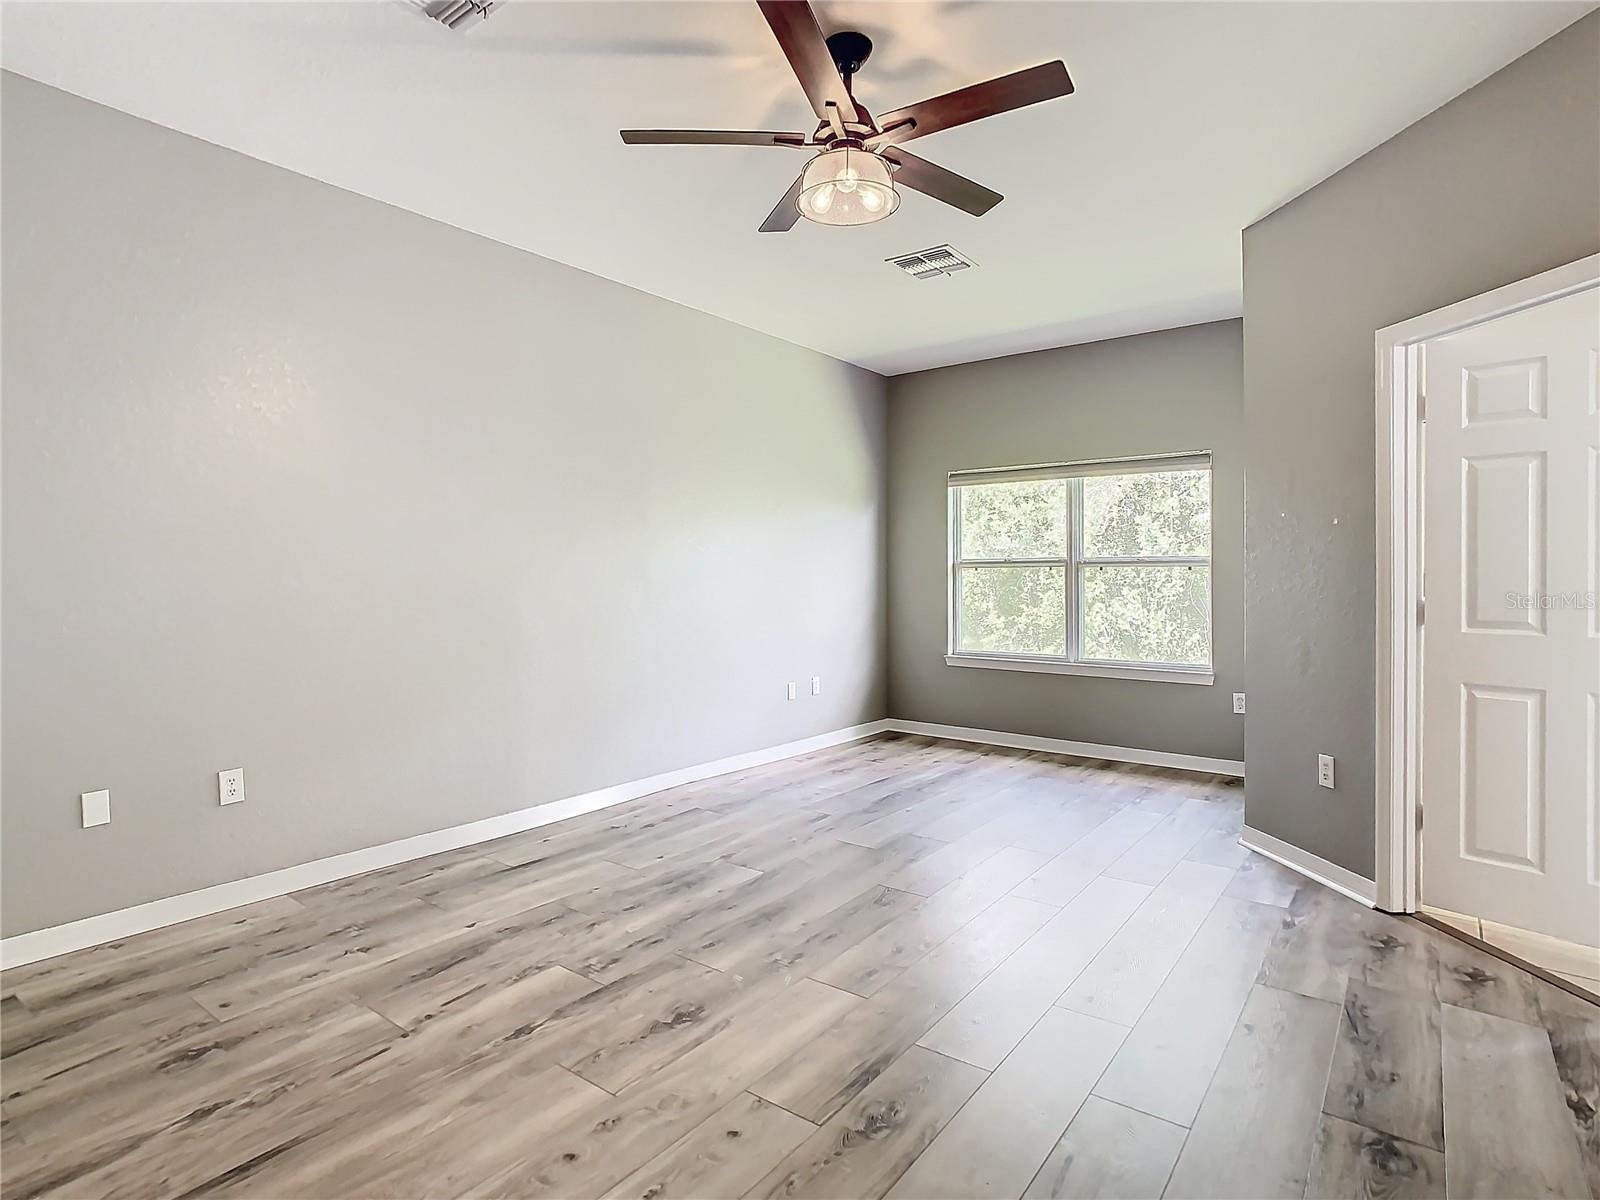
[797,147,898,226]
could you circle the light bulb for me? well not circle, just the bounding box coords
[861,187,883,212]
[810,183,835,214]
[838,167,859,193]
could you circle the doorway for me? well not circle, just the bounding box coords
[1375,254,1599,996]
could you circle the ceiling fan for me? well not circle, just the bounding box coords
[620,0,1074,231]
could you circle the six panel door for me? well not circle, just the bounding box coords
[1421,285,1600,947]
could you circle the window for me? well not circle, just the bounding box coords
[947,453,1213,683]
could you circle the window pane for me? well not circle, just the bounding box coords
[957,565,1066,656]
[1080,563,1210,665]
[1082,469,1210,558]
[958,480,1066,560]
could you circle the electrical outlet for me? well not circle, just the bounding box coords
[218,768,245,805]
[785,682,797,701]
[1318,754,1335,789]
[81,789,111,828]
[810,676,821,696]
[1232,692,1246,715]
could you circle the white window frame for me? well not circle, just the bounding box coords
[945,452,1215,685]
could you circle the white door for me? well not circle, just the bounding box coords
[1422,284,1600,948]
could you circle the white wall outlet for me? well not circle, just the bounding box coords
[80,789,111,828]
[218,768,245,806]
[1318,754,1335,789]
[785,681,797,701]
[810,676,821,696]
[1232,692,1247,715]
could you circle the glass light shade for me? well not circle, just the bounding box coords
[797,147,899,226]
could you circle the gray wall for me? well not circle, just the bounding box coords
[886,320,1245,763]
[0,74,887,937]
[1242,12,1600,878]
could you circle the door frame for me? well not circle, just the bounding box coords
[1373,253,1599,913]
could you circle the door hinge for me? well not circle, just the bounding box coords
[1417,596,1426,625]
[1417,803,1424,831]
[1418,391,1426,423]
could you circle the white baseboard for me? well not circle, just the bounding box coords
[885,719,1245,778]
[0,719,893,969]
[1241,825,1377,906]
[2,715,1246,969]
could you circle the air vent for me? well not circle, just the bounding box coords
[887,245,976,280]
[421,0,497,30]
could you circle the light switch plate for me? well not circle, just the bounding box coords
[81,789,111,828]
[786,682,797,701]
[811,676,821,696]
[1232,692,1246,715]
[1318,754,1335,789]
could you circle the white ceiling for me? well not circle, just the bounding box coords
[2,1,1591,374]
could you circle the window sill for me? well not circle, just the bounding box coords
[944,654,1215,686]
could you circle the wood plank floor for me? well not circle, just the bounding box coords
[2,734,1595,1199]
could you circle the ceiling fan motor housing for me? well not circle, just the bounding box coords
[825,31,874,81]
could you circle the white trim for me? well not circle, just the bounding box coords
[948,457,1216,680]
[885,719,1243,777]
[944,654,1214,686]
[2,715,1247,969]
[0,719,892,969]
[1373,254,1600,912]
[1241,825,1377,907]
[948,450,1212,487]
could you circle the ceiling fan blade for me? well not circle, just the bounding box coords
[882,148,1002,217]
[621,130,810,147]
[869,61,1073,148]
[759,172,807,232]
[756,1,859,125]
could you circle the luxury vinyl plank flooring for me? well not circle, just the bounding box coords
[1256,884,1370,1004]
[1091,894,1280,1126]
[332,903,604,1028]
[747,894,1055,1122]
[736,884,924,979]
[1433,931,1544,1025]
[1055,859,1232,1026]
[1162,983,1343,1199]
[1101,797,1222,886]
[1023,1096,1187,1200]
[1440,1003,1591,1199]
[1542,1006,1600,1199]
[1010,808,1165,906]
[0,991,217,1102]
[475,979,861,1199]
[495,953,733,1080]
[749,1045,986,1200]
[1323,980,1445,1151]
[1220,851,1304,907]
[886,1008,1127,1200]
[601,1092,815,1200]
[1305,1114,1446,1200]
[2,734,1592,1200]
[812,846,1050,997]
[1357,908,1442,997]
[1,899,315,1041]
[965,795,1122,858]
[1183,825,1251,870]
[3,896,309,1008]
[915,875,1148,1069]
[6,993,402,1200]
